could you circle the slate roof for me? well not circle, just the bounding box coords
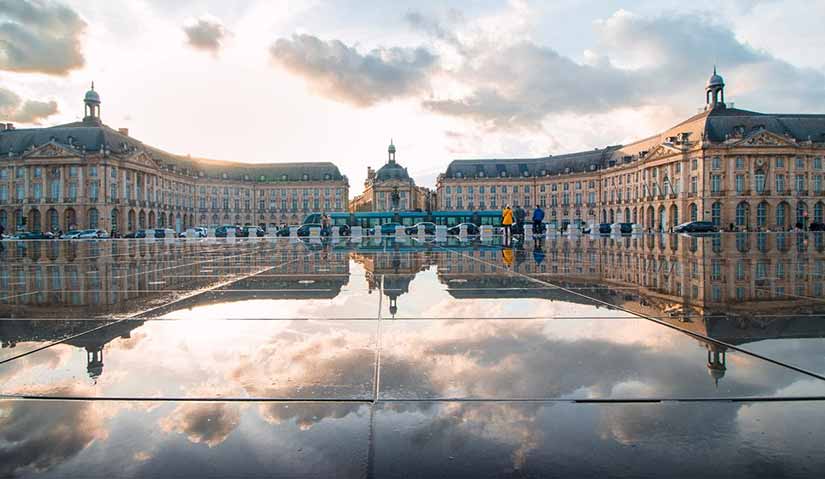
[0,120,346,183]
[375,161,414,184]
[443,107,825,179]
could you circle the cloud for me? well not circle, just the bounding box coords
[268,34,437,107]
[183,15,227,53]
[0,0,86,75]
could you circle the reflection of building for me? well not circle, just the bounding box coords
[0,85,348,234]
[349,141,433,212]
[351,245,431,317]
[437,70,825,231]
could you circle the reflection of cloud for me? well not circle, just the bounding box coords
[160,402,241,447]
[258,403,364,431]
[0,386,109,477]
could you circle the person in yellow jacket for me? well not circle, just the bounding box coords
[502,247,514,267]
[501,205,514,244]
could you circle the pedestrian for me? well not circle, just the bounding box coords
[501,205,514,244]
[321,212,331,236]
[0,222,4,239]
[531,204,545,235]
[514,204,526,236]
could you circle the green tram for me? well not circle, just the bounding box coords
[303,210,505,229]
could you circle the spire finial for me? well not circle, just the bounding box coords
[91,81,95,91]
[713,65,716,75]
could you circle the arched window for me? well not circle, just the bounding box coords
[756,202,768,228]
[710,201,722,228]
[776,202,788,229]
[796,201,808,227]
[88,208,99,229]
[689,203,698,222]
[111,209,119,231]
[736,202,749,227]
[815,202,824,224]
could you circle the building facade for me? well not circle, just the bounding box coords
[437,70,825,231]
[349,141,434,212]
[0,85,349,234]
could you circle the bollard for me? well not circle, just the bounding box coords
[480,224,493,239]
[610,223,622,236]
[289,226,299,238]
[395,225,407,237]
[309,226,321,238]
[435,225,447,241]
[226,227,236,238]
[459,224,467,237]
[351,226,362,240]
[631,223,643,236]
[545,222,557,238]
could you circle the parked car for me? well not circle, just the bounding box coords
[673,221,717,233]
[296,223,324,237]
[406,222,436,235]
[379,222,403,235]
[10,231,55,240]
[447,223,480,235]
[215,225,240,238]
[77,229,108,239]
[582,223,612,235]
[275,226,292,237]
[153,228,178,238]
[194,226,208,237]
[240,225,265,238]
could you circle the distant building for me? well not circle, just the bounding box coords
[437,69,825,231]
[0,84,349,233]
[349,140,434,212]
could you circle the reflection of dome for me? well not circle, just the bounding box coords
[707,364,726,383]
[375,162,412,182]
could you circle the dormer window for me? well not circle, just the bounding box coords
[523,171,529,177]
[456,171,463,178]
[260,175,266,181]
[478,171,484,178]
[302,173,309,180]
[282,174,288,181]
[222,173,228,179]
[244,174,250,181]
[500,171,506,178]
[324,173,331,180]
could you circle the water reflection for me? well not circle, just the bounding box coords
[1,234,825,477]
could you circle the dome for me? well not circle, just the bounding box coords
[84,83,100,103]
[375,162,411,182]
[706,68,724,88]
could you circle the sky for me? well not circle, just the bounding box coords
[1,0,824,195]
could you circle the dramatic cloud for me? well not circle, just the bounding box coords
[160,403,241,447]
[269,34,437,107]
[0,0,86,75]
[183,15,227,53]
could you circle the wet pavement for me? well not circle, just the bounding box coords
[1,233,825,478]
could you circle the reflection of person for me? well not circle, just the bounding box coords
[502,247,513,267]
[321,213,331,235]
[533,244,545,265]
[502,205,513,244]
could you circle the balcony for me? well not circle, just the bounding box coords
[757,189,771,196]
[63,197,76,203]
[796,190,809,196]
[668,193,678,199]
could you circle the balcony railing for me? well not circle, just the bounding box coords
[757,189,771,196]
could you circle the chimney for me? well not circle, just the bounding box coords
[118,128,129,136]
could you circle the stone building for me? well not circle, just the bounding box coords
[349,140,434,212]
[437,69,825,231]
[0,85,349,234]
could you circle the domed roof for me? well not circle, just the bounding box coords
[706,67,724,88]
[84,82,100,103]
[388,140,396,154]
[375,161,412,182]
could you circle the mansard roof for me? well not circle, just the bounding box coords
[0,121,346,183]
[443,107,825,180]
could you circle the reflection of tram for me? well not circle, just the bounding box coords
[304,210,504,229]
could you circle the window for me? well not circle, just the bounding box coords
[50,180,60,200]
[815,175,823,193]
[89,166,98,177]
[69,166,78,177]
[736,157,745,169]
[815,157,823,169]
[796,157,805,169]
[776,174,786,192]
[776,156,785,168]
[795,174,805,192]
[711,157,721,169]
[690,176,697,194]
[691,158,697,170]
[736,202,748,227]
[757,202,768,227]
[735,175,744,193]
[755,172,766,193]
[711,175,721,193]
